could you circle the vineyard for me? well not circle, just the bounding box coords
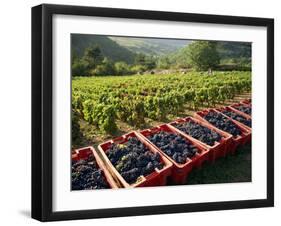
[71,36,252,190]
[72,71,251,145]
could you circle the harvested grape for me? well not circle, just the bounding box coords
[147,131,198,164]
[204,111,242,137]
[173,121,222,146]
[222,110,251,127]
[106,137,164,184]
[233,105,252,115]
[72,155,109,190]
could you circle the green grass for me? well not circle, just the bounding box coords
[185,144,252,185]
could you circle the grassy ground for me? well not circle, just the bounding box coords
[185,144,252,185]
[164,144,252,186]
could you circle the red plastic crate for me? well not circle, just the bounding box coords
[139,124,210,184]
[98,131,173,188]
[72,146,119,189]
[229,103,252,119]
[168,116,232,163]
[194,109,251,155]
[241,98,252,106]
[213,109,251,145]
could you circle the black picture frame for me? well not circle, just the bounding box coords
[32,3,274,222]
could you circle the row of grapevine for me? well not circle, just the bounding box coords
[72,71,251,134]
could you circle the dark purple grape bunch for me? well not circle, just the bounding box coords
[204,111,242,137]
[222,110,251,127]
[174,121,221,146]
[148,131,198,164]
[72,155,109,190]
[106,137,164,184]
[234,105,251,115]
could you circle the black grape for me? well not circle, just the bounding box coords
[106,137,164,184]
[233,105,252,115]
[147,131,198,164]
[204,111,242,137]
[222,110,251,127]
[174,121,222,146]
[72,155,109,190]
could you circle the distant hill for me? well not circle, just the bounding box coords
[167,41,251,67]
[71,34,251,68]
[109,36,190,55]
[217,41,251,60]
[71,34,136,64]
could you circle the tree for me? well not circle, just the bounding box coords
[145,56,156,70]
[170,46,191,68]
[157,56,171,69]
[91,58,116,76]
[134,53,146,66]
[130,65,146,74]
[83,45,104,70]
[71,49,89,76]
[187,41,220,71]
[114,61,130,75]
[72,58,89,76]
[71,49,79,63]
[134,53,156,71]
